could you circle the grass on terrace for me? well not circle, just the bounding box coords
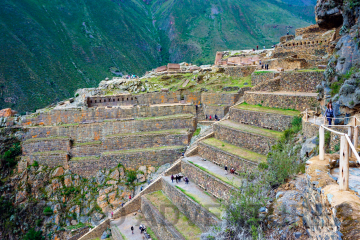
[219,120,283,139]
[73,141,102,146]
[253,70,276,75]
[202,138,266,163]
[102,145,184,155]
[24,136,69,143]
[71,156,100,161]
[235,102,300,116]
[105,128,188,138]
[146,190,202,240]
[187,160,242,188]
[296,68,325,72]
[135,114,193,121]
[175,185,223,217]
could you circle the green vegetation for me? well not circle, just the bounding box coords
[23,228,45,240]
[296,68,325,72]
[237,102,300,116]
[73,141,102,146]
[175,186,222,217]
[253,71,276,75]
[146,227,158,240]
[146,190,202,240]
[330,66,359,96]
[202,138,267,163]
[1,142,21,170]
[43,206,53,216]
[71,156,100,161]
[193,128,201,137]
[66,222,86,230]
[219,120,283,139]
[126,170,137,183]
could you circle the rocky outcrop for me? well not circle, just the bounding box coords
[315,0,344,29]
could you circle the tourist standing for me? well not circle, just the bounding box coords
[131,226,134,234]
[224,165,228,175]
[257,45,258,50]
[324,102,335,125]
[171,175,174,183]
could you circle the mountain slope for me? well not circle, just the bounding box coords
[0,0,315,113]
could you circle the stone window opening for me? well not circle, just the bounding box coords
[95,100,97,103]
[104,99,106,102]
[109,99,111,102]
[118,98,119,101]
[135,97,137,100]
[100,100,102,103]
[122,98,124,101]
[300,42,302,45]
[127,98,128,101]
[90,100,92,103]
[131,97,133,101]
[113,99,115,102]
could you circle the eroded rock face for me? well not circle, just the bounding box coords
[315,0,344,29]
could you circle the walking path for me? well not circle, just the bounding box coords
[111,212,148,240]
[162,175,223,217]
[245,91,318,96]
[183,156,242,188]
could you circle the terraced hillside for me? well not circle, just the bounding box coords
[0,0,316,113]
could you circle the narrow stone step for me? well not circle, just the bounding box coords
[243,91,317,111]
[230,103,299,131]
[181,156,242,201]
[214,120,281,154]
[144,189,203,239]
[198,138,265,173]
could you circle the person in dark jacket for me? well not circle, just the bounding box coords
[324,102,335,125]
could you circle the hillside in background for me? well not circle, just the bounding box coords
[0,0,315,113]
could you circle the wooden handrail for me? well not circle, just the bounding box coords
[345,134,360,163]
[322,125,346,135]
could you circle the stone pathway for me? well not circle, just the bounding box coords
[162,175,223,217]
[111,212,148,240]
[183,156,243,188]
[331,167,360,196]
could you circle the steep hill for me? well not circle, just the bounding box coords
[0,0,315,113]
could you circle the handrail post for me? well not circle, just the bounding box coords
[319,126,325,160]
[339,135,349,191]
[305,109,308,122]
[354,126,359,151]
[348,126,353,157]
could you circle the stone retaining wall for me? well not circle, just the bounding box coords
[251,78,280,92]
[181,160,234,200]
[263,57,308,70]
[22,104,196,126]
[280,71,324,92]
[69,147,185,176]
[22,137,71,155]
[201,92,240,106]
[203,105,230,119]
[251,72,278,86]
[302,120,319,139]
[244,92,317,111]
[78,219,110,240]
[198,143,258,172]
[224,65,257,77]
[141,196,185,240]
[23,117,196,142]
[161,178,220,231]
[70,142,102,157]
[230,107,294,131]
[214,124,276,155]
[28,152,69,168]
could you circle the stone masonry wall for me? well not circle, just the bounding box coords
[230,107,294,131]
[28,152,69,168]
[22,104,196,126]
[70,133,190,157]
[141,196,185,240]
[77,219,110,240]
[181,160,234,201]
[224,65,257,78]
[263,58,308,70]
[161,178,220,231]
[23,117,195,142]
[251,71,278,86]
[302,121,319,139]
[214,124,276,155]
[203,105,230,119]
[198,143,258,173]
[201,92,240,106]
[22,137,71,155]
[280,71,324,92]
[69,147,185,176]
[244,92,317,111]
[251,77,280,92]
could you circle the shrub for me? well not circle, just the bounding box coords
[126,170,137,183]
[75,93,79,97]
[23,228,45,240]
[32,161,39,168]
[43,206,53,216]
[1,142,21,169]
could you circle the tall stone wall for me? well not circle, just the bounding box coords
[230,108,294,131]
[244,92,318,111]
[203,105,230,119]
[161,178,220,231]
[214,124,276,155]
[251,78,280,92]
[23,117,196,142]
[22,104,196,126]
[251,71,278,86]
[77,219,110,240]
[141,196,185,240]
[22,137,71,155]
[263,57,308,70]
[198,143,258,172]
[201,93,240,106]
[70,147,185,176]
[181,160,234,201]
[224,66,257,78]
[280,71,324,92]
[28,152,69,168]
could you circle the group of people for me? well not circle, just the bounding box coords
[130,224,148,235]
[125,74,138,79]
[224,165,236,175]
[261,64,269,70]
[171,174,189,184]
[206,114,220,121]
[254,45,266,51]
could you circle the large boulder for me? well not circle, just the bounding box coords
[315,0,343,29]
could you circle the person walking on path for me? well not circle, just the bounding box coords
[171,175,174,183]
[224,165,228,175]
[131,226,134,234]
[257,45,258,50]
[129,195,132,200]
[111,211,113,218]
[325,102,335,125]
